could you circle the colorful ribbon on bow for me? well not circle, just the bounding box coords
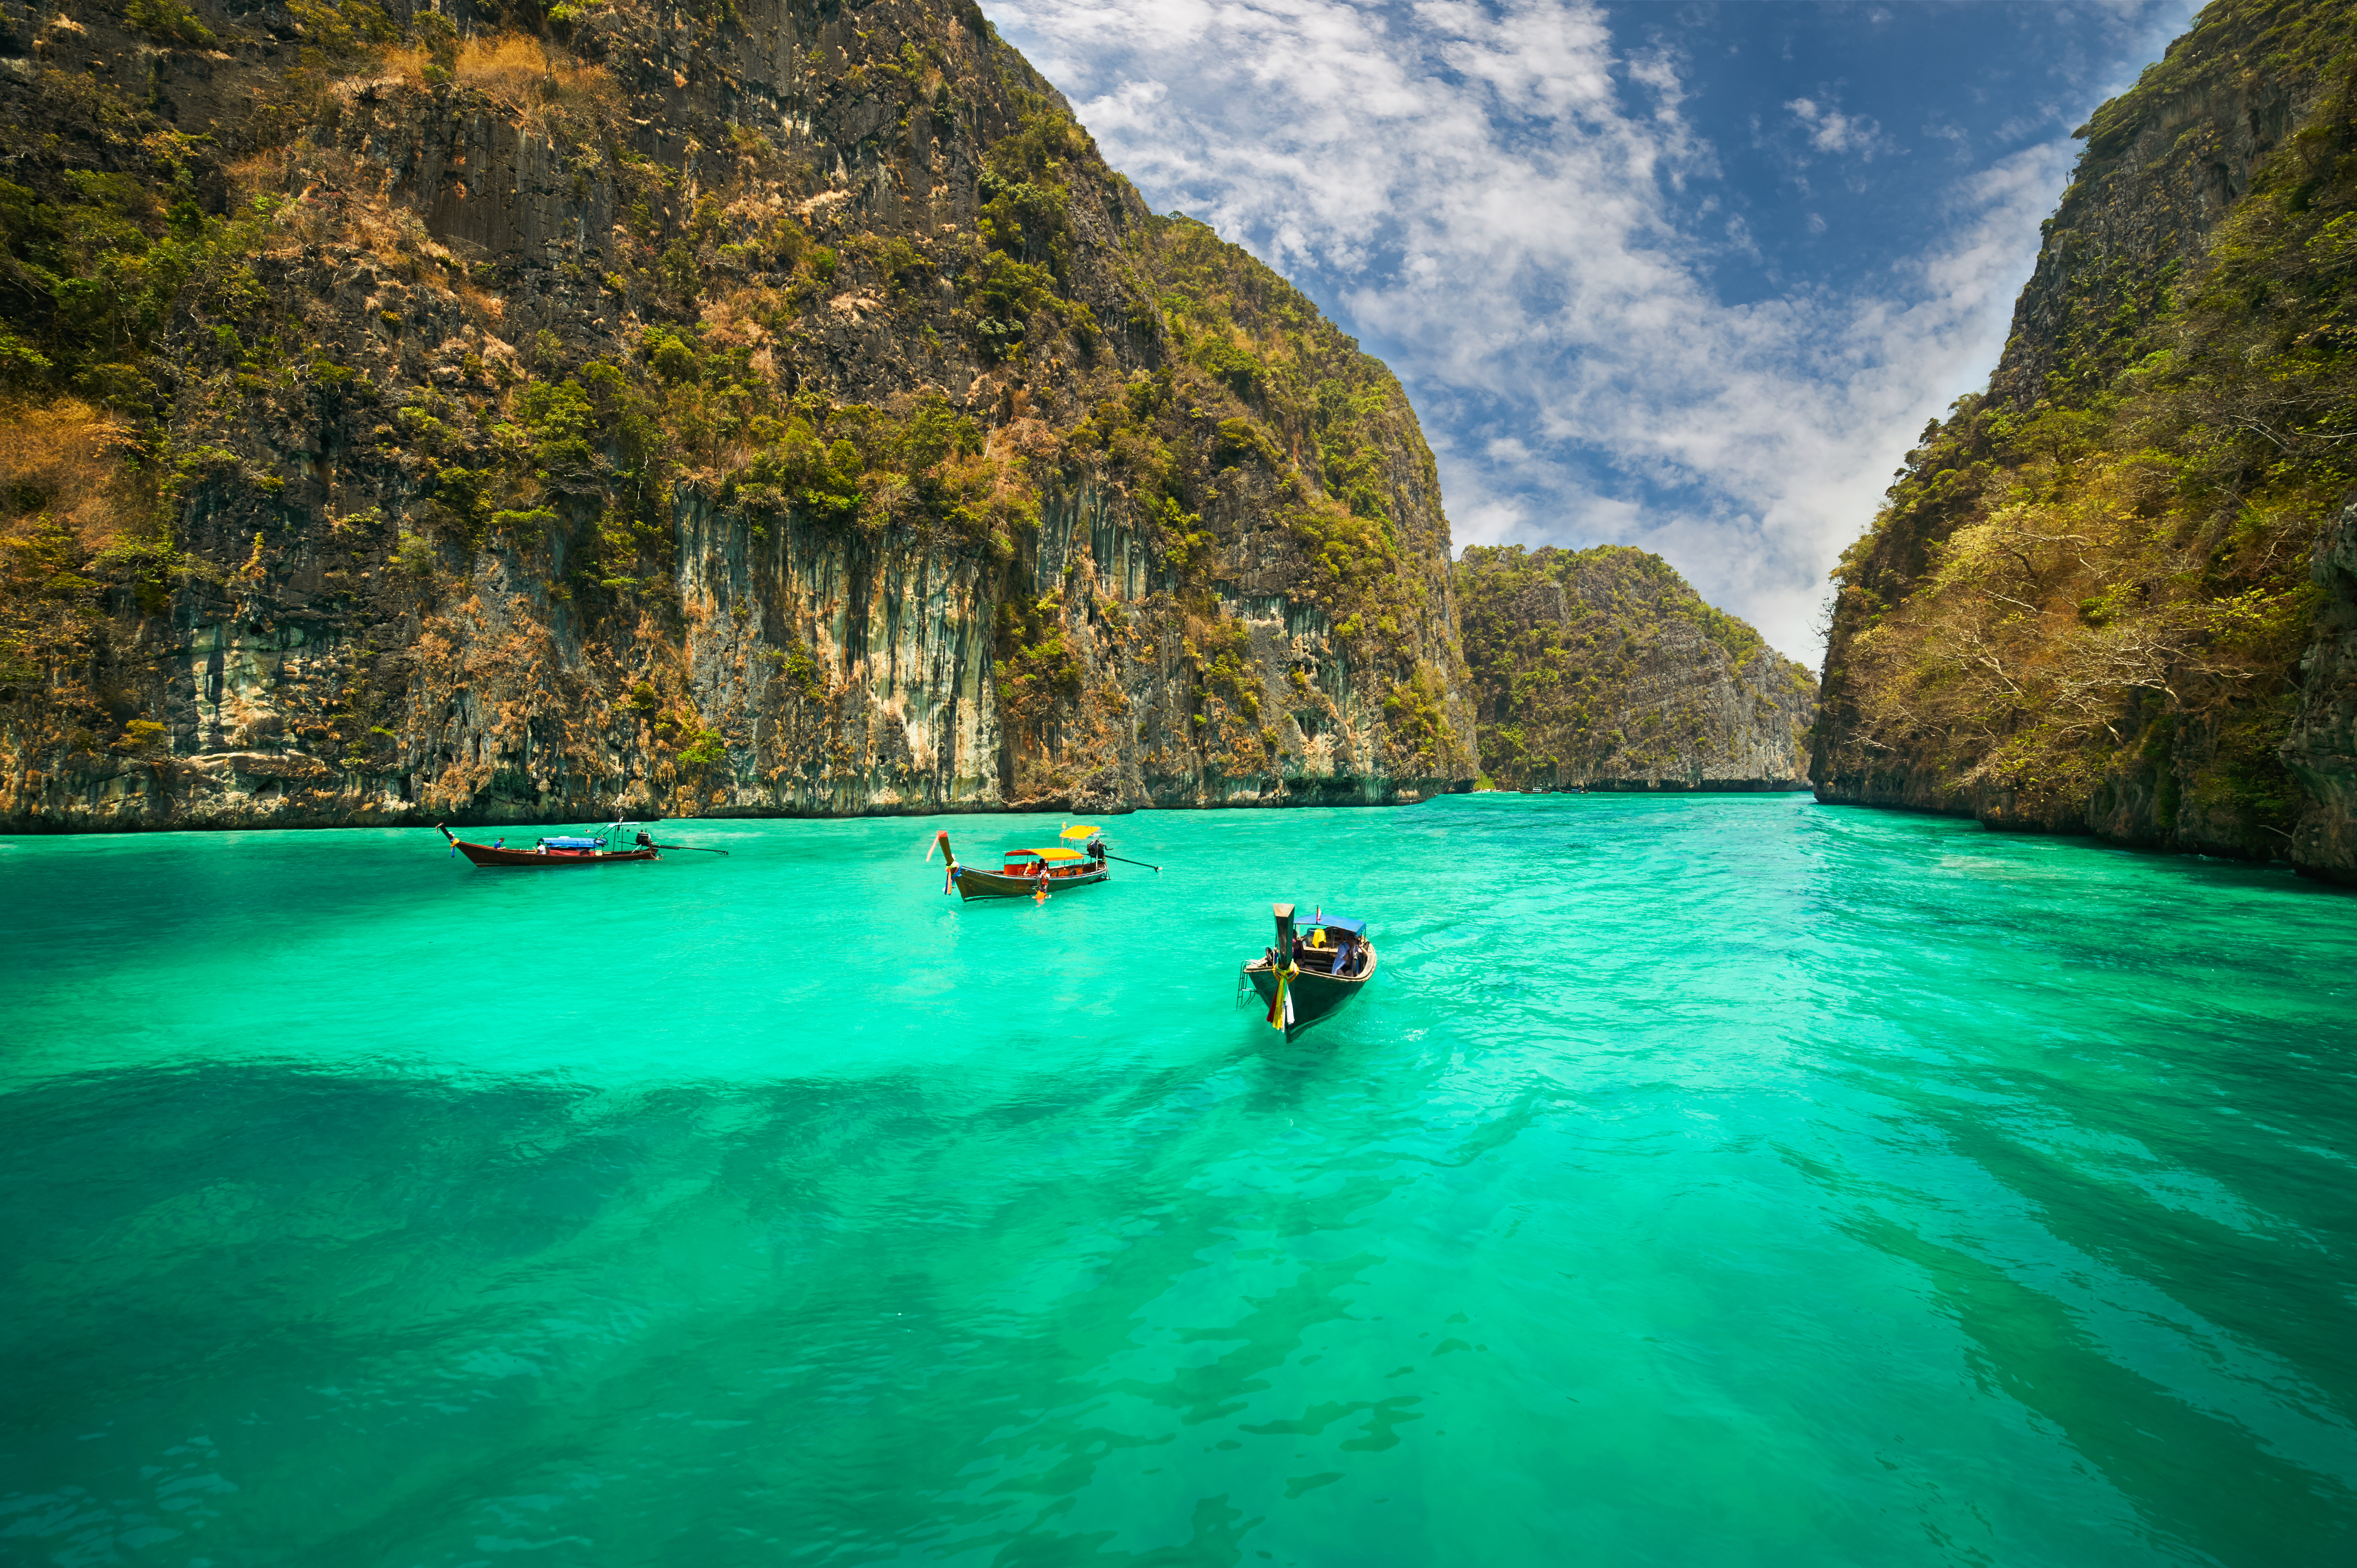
[1266,961,1298,1030]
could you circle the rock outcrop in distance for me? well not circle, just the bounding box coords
[1457,545,1816,792]
[1813,0,2357,880]
[0,0,1477,833]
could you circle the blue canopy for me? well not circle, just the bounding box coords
[1319,915,1368,937]
[541,837,602,849]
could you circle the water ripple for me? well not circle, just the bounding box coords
[3,797,2354,1564]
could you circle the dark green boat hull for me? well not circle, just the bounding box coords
[1243,949,1377,1036]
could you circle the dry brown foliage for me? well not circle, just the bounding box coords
[374,35,622,141]
[698,287,788,356]
[0,400,141,550]
[1835,447,2320,821]
[225,142,488,303]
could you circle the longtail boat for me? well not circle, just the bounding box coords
[1242,904,1377,1036]
[439,822,662,867]
[929,823,1110,900]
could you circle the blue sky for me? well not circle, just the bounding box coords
[988,0,2206,660]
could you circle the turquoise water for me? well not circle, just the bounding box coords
[3,795,2355,1566]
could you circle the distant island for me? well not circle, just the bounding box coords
[1458,546,1815,792]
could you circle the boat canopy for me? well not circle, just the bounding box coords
[1318,915,1368,937]
[1059,824,1100,840]
[1016,846,1087,862]
[540,836,603,849]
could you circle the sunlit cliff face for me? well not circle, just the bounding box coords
[0,0,1481,832]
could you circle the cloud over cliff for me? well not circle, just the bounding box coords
[991,0,2194,660]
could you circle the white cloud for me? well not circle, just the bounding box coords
[1785,96,1891,159]
[990,0,2076,662]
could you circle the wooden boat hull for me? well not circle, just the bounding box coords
[440,826,658,867]
[951,863,1110,900]
[1244,947,1378,1035]
[452,843,660,866]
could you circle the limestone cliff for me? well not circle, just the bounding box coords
[0,0,1476,833]
[2283,497,2357,872]
[1456,545,1814,791]
[1812,0,2357,877]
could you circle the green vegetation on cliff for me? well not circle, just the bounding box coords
[1136,218,1449,646]
[0,0,1473,829]
[1995,0,2357,410]
[1819,0,2357,854]
[1069,214,1471,778]
[1457,544,1814,789]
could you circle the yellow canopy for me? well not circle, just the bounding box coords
[1020,847,1087,862]
[1059,824,1100,840]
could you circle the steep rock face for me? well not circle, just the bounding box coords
[0,0,1475,833]
[1457,545,1815,791]
[1989,5,2317,412]
[1812,0,2357,870]
[2283,497,2357,879]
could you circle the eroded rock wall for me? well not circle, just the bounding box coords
[0,0,1475,833]
[2283,498,2357,881]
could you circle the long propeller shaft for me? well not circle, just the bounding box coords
[1102,853,1162,871]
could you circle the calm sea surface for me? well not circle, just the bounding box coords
[2,795,2354,1566]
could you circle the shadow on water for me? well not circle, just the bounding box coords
[1771,812,2357,1566]
[0,1024,1472,1566]
[1777,1072,2357,1565]
[1840,1207,2353,1568]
